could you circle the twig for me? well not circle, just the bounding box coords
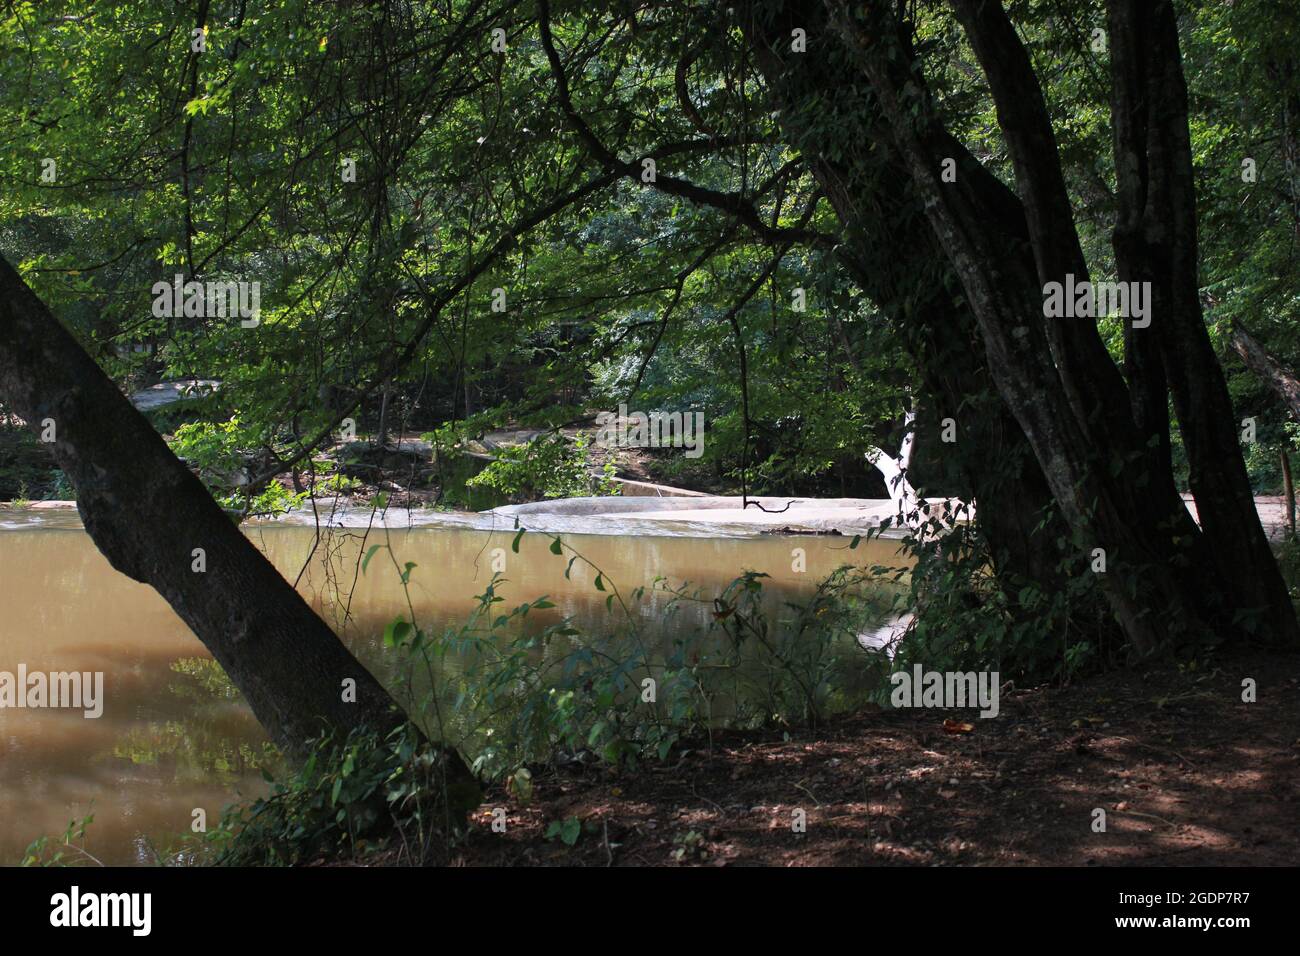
[1108,735,1197,767]
[1117,809,1179,829]
[793,779,822,807]
[691,784,726,814]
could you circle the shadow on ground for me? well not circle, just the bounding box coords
[455,650,1300,866]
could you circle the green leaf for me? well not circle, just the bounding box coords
[383,617,412,647]
[361,544,383,575]
[512,767,533,804]
[549,537,563,555]
[511,528,525,553]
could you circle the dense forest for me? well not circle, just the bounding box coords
[2,0,1299,875]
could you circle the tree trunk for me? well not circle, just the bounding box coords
[783,0,1298,650]
[825,0,1232,652]
[377,385,392,448]
[1230,321,1300,422]
[1107,0,1298,645]
[739,0,1079,608]
[1283,450,1296,538]
[0,254,480,813]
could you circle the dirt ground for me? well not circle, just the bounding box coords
[454,649,1300,866]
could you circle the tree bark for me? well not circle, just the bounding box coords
[950,0,1142,449]
[825,0,1226,652]
[1231,321,1300,422]
[951,0,1211,617]
[1107,0,1298,644]
[738,0,1080,607]
[1284,450,1296,538]
[0,254,480,813]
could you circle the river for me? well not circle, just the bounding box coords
[0,508,906,864]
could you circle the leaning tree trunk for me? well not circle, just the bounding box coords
[0,254,480,812]
[1230,321,1300,423]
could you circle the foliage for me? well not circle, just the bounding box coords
[384,533,889,782]
[4,0,1300,870]
[467,433,618,501]
[167,417,307,514]
[21,811,99,868]
[544,816,583,846]
[859,499,1166,689]
[210,723,461,866]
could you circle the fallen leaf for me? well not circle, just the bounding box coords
[942,719,975,734]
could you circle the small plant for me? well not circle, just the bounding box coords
[169,417,247,480]
[594,455,621,497]
[672,828,707,863]
[46,471,75,501]
[222,478,309,517]
[22,810,100,867]
[210,723,474,866]
[169,417,309,516]
[317,471,362,495]
[544,815,582,846]
[859,497,1124,690]
[390,529,885,784]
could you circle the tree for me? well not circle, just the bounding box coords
[801,0,1296,649]
[4,0,1295,667]
[0,253,481,816]
[1231,321,1300,423]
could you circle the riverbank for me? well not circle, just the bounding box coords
[448,648,1300,866]
[7,493,1293,541]
[4,415,1295,539]
[5,502,1296,867]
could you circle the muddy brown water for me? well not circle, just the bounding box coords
[0,512,905,865]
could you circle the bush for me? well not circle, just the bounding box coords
[385,533,888,782]
[210,723,464,866]
[859,501,1124,690]
[467,433,618,501]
